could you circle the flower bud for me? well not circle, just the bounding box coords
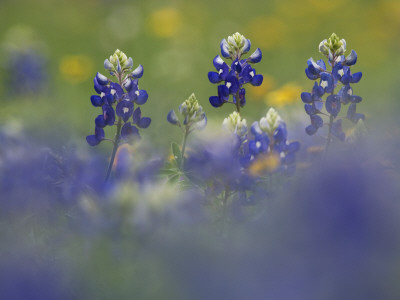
[222,111,247,138]
[106,49,134,74]
[259,108,282,136]
[178,93,205,125]
[222,32,251,59]
[318,39,329,56]
[322,33,347,57]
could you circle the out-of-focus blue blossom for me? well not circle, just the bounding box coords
[208,32,263,111]
[347,103,365,124]
[0,254,75,300]
[184,137,253,197]
[302,33,364,143]
[155,141,400,300]
[3,50,48,97]
[1,26,48,97]
[0,125,111,214]
[243,108,300,175]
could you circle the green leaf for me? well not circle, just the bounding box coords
[159,168,178,176]
[167,173,181,184]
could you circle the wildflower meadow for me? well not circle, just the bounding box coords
[1,0,400,299]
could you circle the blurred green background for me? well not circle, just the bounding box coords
[1,0,399,151]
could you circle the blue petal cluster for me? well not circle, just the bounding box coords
[86,51,150,146]
[184,139,255,197]
[208,33,263,109]
[301,34,364,141]
[243,120,300,175]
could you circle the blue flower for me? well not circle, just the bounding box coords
[208,33,263,110]
[325,94,341,118]
[121,122,140,141]
[208,55,230,83]
[209,84,230,107]
[102,104,116,126]
[125,78,148,105]
[338,85,362,105]
[248,133,269,155]
[347,103,365,124]
[305,58,326,80]
[244,109,300,175]
[302,82,324,119]
[87,50,152,182]
[320,72,334,94]
[305,115,324,136]
[116,100,134,122]
[132,107,151,129]
[302,33,364,143]
[240,64,263,86]
[86,126,105,146]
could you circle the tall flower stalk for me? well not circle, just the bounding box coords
[167,93,207,171]
[208,32,263,114]
[301,33,364,158]
[86,49,151,181]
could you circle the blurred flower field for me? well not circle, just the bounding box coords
[1,0,400,299]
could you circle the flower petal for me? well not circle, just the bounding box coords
[96,72,108,85]
[167,109,179,125]
[247,48,262,63]
[351,72,362,83]
[90,95,103,107]
[305,124,318,135]
[121,122,140,141]
[208,71,221,84]
[86,135,100,146]
[132,107,141,124]
[325,94,341,118]
[251,74,263,86]
[242,39,251,53]
[209,96,224,107]
[95,114,106,128]
[138,117,151,129]
[135,90,148,105]
[301,92,313,103]
[116,100,134,122]
[345,50,357,66]
[220,39,230,58]
[131,64,144,78]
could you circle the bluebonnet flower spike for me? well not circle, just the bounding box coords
[208,32,263,111]
[302,33,364,143]
[86,49,151,181]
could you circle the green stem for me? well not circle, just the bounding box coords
[180,127,189,170]
[105,73,125,181]
[235,71,241,114]
[323,56,338,162]
[105,117,122,181]
[235,91,241,114]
